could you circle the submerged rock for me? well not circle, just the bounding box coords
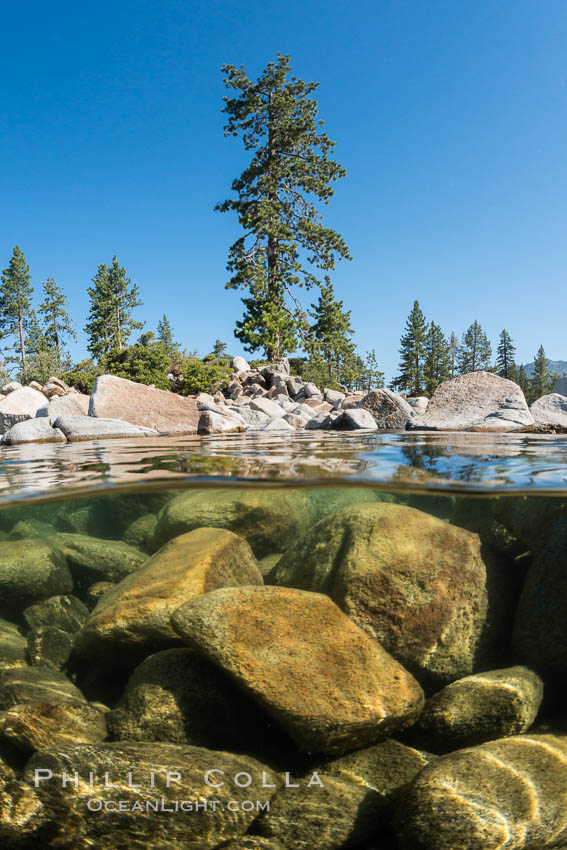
[22,595,88,634]
[74,528,263,665]
[0,666,86,710]
[26,627,74,670]
[25,742,281,849]
[0,541,72,616]
[150,488,315,556]
[171,586,424,755]
[122,513,157,551]
[273,502,488,684]
[106,648,286,755]
[254,773,386,850]
[52,534,148,585]
[394,734,567,850]
[0,619,28,672]
[410,371,534,431]
[2,702,107,752]
[413,666,543,752]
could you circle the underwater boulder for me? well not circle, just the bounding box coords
[171,586,424,755]
[150,488,316,556]
[0,619,28,672]
[51,534,148,586]
[122,513,157,551]
[25,742,281,849]
[106,647,289,757]
[74,528,263,666]
[394,734,567,849]
[1,701,107,753]
[222,839,286,850]
[254,772,387,850]
[273,502,488,684]
[0,540,72,616]
[0,666,86,711]
[412,666,543,753]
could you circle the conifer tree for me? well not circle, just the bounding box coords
[457,321,492,374]
[38,276,76,370]
[496,329,518,382]
[395,301,428,396]
[0,246,33,378]
[449,331,459,378]
[309,278,355,381]
[518,364,529,398]
[216,54,351,360]
[212,340,228,358]
[364,349,385,391]
[530,345,551,401]
[156,315,177,355]
[424,322,452,396]
[23,311,66,383]
[85,256,143,360]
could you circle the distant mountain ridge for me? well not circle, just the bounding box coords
[522,359,567,378]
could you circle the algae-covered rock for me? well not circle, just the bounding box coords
[7,519,57,541]
[122,513,157,551]
[451,497,526,558]
[74,528,263,665]
[0,778,46,848]
[22,594,88,634]
[306,487,382,521]
[150,488,315,555]
[322,739,431,807]
[1,702,107,752]
[254,773,386,850]
[0,540,73,616]
[106,648,286,755]
[0,666,86,710]
[394,734,567,850]
[0,619,28,672]
[52,533,148,585]
[222,839,286,850]
[414,666,543,752]
[172,586,424,755]
[273,502,488,684]
[25,742,281,849]
[26,627,73,669]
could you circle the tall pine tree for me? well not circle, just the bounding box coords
[496,329,518,382]
[156,315,177,355]
[449,331,459,378]
[424,322,451,396]
[85,256,143,360]
[518,364,529,398]
[395,301,428,396]
[308,278,355,382]
[0,246,33,378]
[530,345,551,402]
[457,321,492,374]
[216,54,351,360]
[38,276,76,371]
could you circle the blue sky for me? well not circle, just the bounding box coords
[1,0,566,381]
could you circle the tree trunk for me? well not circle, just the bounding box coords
[116,306,122,350]
[18,313,27,378]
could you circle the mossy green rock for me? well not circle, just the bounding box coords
[0,619,28,672]
[106,648,287,757]
[273,502,488,684]
[52,533,148,585]
[413,666,543,752]
[306,487,382,521]
[22,595,88,634]
[150,488,316,556]
[74,528,263,666]
[25,742,281,849]
[7,519,57,541]
[0,540,72,616]
[172,586,424,755]
[122,513,157,551]
[222,839,286,850]
[395,734,567,849]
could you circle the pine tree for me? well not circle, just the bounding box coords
[424,322,452,396]
[449,331,459,378]
[85,257,143,360]
[457,321,492,374]
[38,276,76,371]
[212,340,228,358]
[364,349,385,391]
[395,301,428,396]
[518,364,529,398]
[0,246,33,379]
[216,54,351,360]
[530,345,551,402]
[496,329,518,382]
[308,278,355,382]
[23,311,65,384]
[156,315,177,355]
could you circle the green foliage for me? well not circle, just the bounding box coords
[518,364,529,398]
[212,339,228,358]
[217,53,351,360]
[181,356,232,395]
[528,345,553,403]
[395,301,428,395]
[38,276,76,371]
[156,314,178,355]
[101,333,172,390]
[62,359,104,394]
[361,349,385,392]
[424,322,452,397]
[457,321,492,374]
[288,354,341,390]
[85,256,143,360]
[0,246,34,378]
[308,277,355,382]
[496,329,518,382]
[449,331,459,378]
